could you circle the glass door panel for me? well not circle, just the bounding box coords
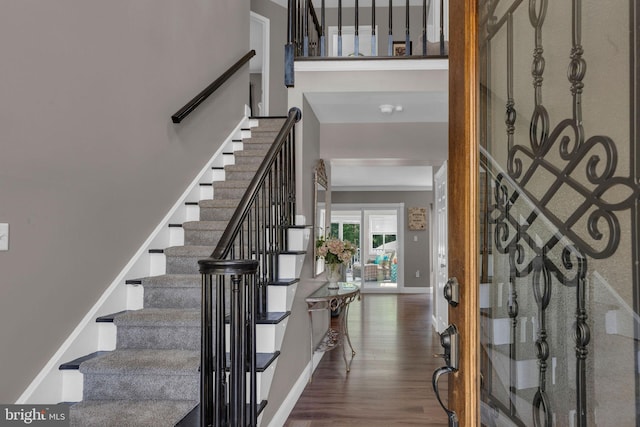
[478,1,640,426]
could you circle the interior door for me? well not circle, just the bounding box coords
[445,0,640,425]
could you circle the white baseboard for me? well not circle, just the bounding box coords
[265,351,324,427]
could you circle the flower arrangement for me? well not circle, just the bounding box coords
[316,236,356,265]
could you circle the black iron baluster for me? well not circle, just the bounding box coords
[371,0,377,56]
[338,0,343,56]
[439,0,445,55]
[259,184,268,315]
[248,272,258,425]
[321,0,326,56]
[405,0,410,56]
[297,0,302,56]
[355,0,360,56]
[388,0,393,56]
[303,0,309,56]
[200,273,215,427]
[268,169,275,283]
[229,272,246,427]
[422,0,427,55]
[285,0,296,87]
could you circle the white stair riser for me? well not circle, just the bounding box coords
[267,283,298,313]
[62,371,83,403]
[149,253,166,276]
[98,323,117,352]
[169,227,184,247]
[225,318,288,354]
[277,254,305,281]
[200,185,214,200]
[287,228,310,252]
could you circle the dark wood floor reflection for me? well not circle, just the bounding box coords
[284,293,449,426]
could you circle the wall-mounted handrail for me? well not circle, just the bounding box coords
[171,50,256,124]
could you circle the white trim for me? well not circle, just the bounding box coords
[267,351,325,427]
[295,58,448,72]
[17,113,249,404]
[250,12,270,116]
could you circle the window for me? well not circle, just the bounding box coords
[369,214,397,252]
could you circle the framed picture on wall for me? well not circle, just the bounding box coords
[393,40,412,56]
[408,207,427,230]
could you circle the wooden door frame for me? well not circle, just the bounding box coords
[448,0,479,425]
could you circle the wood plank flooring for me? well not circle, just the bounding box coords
[284,293,450,426]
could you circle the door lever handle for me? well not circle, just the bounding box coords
[432,323,460,426]
[432,366,459,427]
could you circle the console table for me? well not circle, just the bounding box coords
[305,282,360,379]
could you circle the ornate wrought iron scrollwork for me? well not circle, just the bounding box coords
[485,0,640,426]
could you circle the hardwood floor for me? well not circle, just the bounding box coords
[284,293,449,426]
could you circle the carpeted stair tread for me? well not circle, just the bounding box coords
[233,150,267,158]
[70,400,198,427]
[240,141,273,151]
[140,274,201,288]
[164,245,215,257]
[140,275,201,309]
[182,220,229,231]
[199,198,242,208]
[79,349,199,375]
[213,180,252,188]
[224,163,262,172]
[114,308,200,327]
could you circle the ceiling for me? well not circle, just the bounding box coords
[304,91,447,124]
[304,90,448,191]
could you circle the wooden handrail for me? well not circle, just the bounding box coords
[171,50,256,124]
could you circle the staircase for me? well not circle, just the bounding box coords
[60,117,307,426]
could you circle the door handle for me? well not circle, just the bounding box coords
[444,277,459,307]
[432,324,459,427]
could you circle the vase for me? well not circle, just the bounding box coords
[325,263,342,289]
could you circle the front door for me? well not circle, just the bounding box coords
[447,0,640,425]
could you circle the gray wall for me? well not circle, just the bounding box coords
[261,89,325,425]
[332,191,432,288]
[250,0,289,114]
[0,0,249,403]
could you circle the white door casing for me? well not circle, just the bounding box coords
[434,161,448,333]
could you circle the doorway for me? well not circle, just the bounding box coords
[331,204,404,293]
[249,12,269,116]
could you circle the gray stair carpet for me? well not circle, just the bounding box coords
[70,118,284,427]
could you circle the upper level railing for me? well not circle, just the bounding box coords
[198,107,302,427]
[285,1,448,85]
[171,50,255,124]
